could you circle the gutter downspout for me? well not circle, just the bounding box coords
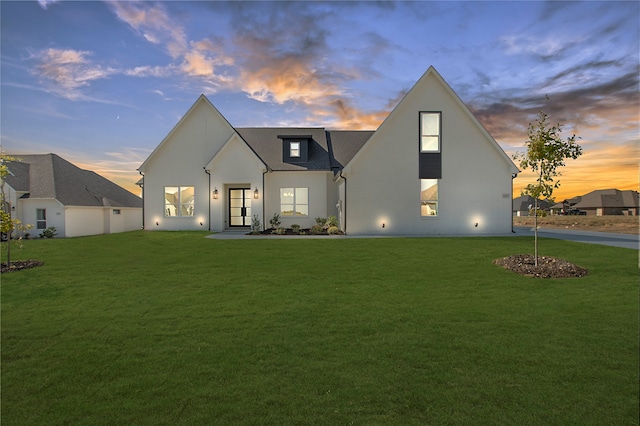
[262,168,269,231]
[339,171,347,234]
[138,171,145,230]
[204,168,211,231]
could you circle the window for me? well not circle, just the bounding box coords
[113,209,121,215]
[420,179,438,216]
[36,209,46,229]
[280,187,308,216]
[164,186,195,217]
[290,141,300,157]
[420,112,441,152]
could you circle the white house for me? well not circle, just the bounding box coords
[138,66,519,235]
[3,153,142,238]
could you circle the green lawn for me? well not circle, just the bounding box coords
[1,232,638,425]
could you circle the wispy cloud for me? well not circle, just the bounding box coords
[33,48,118,100]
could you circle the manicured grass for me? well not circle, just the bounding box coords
[1,232,638,425]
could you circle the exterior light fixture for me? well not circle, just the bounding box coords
[382,223,385,228]
[213,188,219,199]
[200,222,203,226]
[254,187,259,199]
[475,223,478,227]
[155,221,159,226]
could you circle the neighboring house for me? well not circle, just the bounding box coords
[3,153,142,238]
[512,195,552,216]
[571,189,639,216]
[549,196,582,215]
[138,66,519,235]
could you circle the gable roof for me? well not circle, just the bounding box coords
[343,66,519,174]
[572,189,639,209]
[5,154,142,208]
[138,94,237,173]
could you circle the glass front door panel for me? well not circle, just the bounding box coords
[229,188,251,227]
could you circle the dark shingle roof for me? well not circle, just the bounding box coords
[234,128,374,172]
[573,189,639,209]
[328,131,375,169]
[3,160,30,191]
[513,195,551,211]
[236,128,331,171]
[5,154,142,208]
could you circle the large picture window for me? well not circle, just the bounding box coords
[420,112,441,152]
[280,187,308,216]
[164,186,195,217]
[420,179,438,216]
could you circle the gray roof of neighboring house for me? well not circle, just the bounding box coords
[572,189,639,209]
[513,195,552,211]
[4,153,142,208]
[235,128,374,172]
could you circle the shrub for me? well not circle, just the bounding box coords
[250,215,262,234]
[274,227,286,235]
[291,224,301,233]
[326,215,339,228]
[327,226,343,235]
[315,217,327,227]
[269,213,281,229]
[40,227,57,238]
[310,224,324,235]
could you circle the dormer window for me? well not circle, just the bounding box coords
[280,134,311,163]
[290,141,301,158]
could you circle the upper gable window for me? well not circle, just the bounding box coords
[420,112,441,152]
[290,141,301,158]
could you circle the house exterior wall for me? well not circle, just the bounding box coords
[141,98,235,231]
[65,207,107,237]
[208,135,265,231]
[344,71,514,235]
[18,198,65,237]
[264,171,334,229]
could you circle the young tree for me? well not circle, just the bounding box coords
[513,111,583,266]
[1,154,23,265]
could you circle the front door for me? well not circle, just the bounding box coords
[229,188,252,227]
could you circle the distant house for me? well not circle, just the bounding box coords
[512,195,551,216]
[549,196,582,215]
[138,66,519,235]
[571,189,639,216]
[3,153,142,238]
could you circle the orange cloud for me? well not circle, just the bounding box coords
[511,140,638,200]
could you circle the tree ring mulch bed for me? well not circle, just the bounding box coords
[1,260,44,273]
[494,254,588,278]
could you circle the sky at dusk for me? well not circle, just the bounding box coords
[1,0,638,200]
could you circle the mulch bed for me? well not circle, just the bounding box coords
[494,254,588,279]
[1,260,44,273]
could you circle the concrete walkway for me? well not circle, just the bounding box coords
[513,226,639,250]
[207,227,639,249]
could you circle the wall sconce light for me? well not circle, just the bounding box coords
[253,187,259,199]
[200,222,203,226]
[382,223,385,228]
[155,221,159,226]
[475,222,478,228]
[213,188,218,199]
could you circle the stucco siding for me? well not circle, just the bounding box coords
[208,135,265,231]
[264,171,333,229]
[142,99,235,231]
[344,70,514,235]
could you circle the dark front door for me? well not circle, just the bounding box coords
[229,188,252,227]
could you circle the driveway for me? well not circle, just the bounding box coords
[513,226,639,250]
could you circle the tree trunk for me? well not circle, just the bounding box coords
[534,196,538,267]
